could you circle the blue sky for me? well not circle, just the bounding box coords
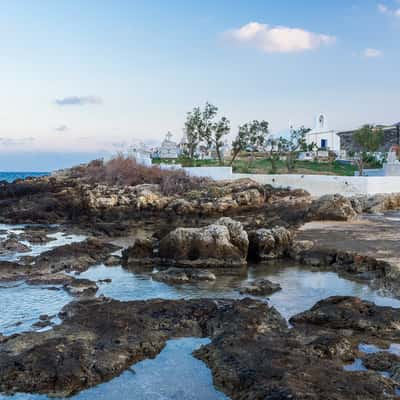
[0,0,399,170]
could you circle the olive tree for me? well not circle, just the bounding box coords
[230,120,270,166]
[353,124,384,176]
[279,126,309,172]
[184,102,230,165]
[183,106,202,159]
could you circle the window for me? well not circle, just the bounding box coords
[321,139,327,149]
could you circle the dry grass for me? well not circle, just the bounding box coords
[70,154,210,195]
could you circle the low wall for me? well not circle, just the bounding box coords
[232,173,400,196]
[182,165,400,196]
[184,166,233,180]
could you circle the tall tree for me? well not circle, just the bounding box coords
[266,137,283,174]
[209,116,230,165]
[279,126,309,171]
[183,107,202,158]
[353,124,384,176]
[184,102,230,165]
[230,120,270,166]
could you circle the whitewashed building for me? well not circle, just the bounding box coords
[159,132,179,159]
[306,114,340,154]
[128,142,152,167]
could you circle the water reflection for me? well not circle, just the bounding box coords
[0,282,71,335]
[0,224,86,262]
[79,262,400,320]
[0,338,228,400]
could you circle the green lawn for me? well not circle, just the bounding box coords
[152,157,357,176]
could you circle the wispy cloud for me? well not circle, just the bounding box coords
[54,96,103,106]
[223,22,336,53]
[378,3,400,17]
[0,137,35,147]
[55,124,68,132]
[363,48,383,57]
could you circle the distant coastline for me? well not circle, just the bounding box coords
[0,172,49,183]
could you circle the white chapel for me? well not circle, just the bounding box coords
[306,114,340,154]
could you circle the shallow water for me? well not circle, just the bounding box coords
[0,281,71,335]
[79,262,400,320]
[3,220,400,399]
[0,338,228,400]
[0,224,86,262]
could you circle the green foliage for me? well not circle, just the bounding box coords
[230,120,270,165]
[362,153,383,169]
[353,124,384,175]
[183,102,230,165]
[353,124,384,153]
[278,126,310,171]
[231,158,356,176]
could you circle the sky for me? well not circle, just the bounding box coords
[0,0,399,171]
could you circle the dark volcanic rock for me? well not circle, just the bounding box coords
[122,238,155,265]
[34,238,120,274]
[362,352,400,372]
[0,297,280,397]
[0,296,399,399]
[239,278,281,296]
[152,267,216,284]
[290,296,400,336]
[16,228,57,244]
[63,278,98,297]
[103,255,121,266]
[0,238,31,255]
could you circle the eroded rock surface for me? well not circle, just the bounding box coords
[248,226,292,260]
[1,296,400,399]
[152,267,216,284]
[157,218,249,268]
[239,278,281,296]
[0,238,30,255]
[308,194,358,221]
[291,215,400,297]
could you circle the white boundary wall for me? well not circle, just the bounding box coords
[184,166,233,180]
[184,166,400,196]
[233,173,400,196]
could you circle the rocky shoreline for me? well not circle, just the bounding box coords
[0,296,399,399]
[2,172,400,398]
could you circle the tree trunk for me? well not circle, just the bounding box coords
[229,149,240,166]
[247,151,255,169]
[357,158,364,176]
[216,144,224,166]
[270,153,278,174]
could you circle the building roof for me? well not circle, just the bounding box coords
[337,123,400,136]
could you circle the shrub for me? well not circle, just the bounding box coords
[69,154,209,195]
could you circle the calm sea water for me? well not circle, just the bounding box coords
[0,172,49,183]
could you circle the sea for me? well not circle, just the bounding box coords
[0,172,49,183]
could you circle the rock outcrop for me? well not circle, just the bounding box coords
[152,267,216,284]
[239,278,281,296]
[158,217,248,267]
[0,238,31,255]
[248,226,292,260]
[2,296,400,399]
[308,194,358,221]
[122,238,156,265]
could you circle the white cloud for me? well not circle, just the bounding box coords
[224,22,336,53]
[377,3,400,17]
[363,48,383,57]
[378,3,390,14]
[54,96,103,106]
